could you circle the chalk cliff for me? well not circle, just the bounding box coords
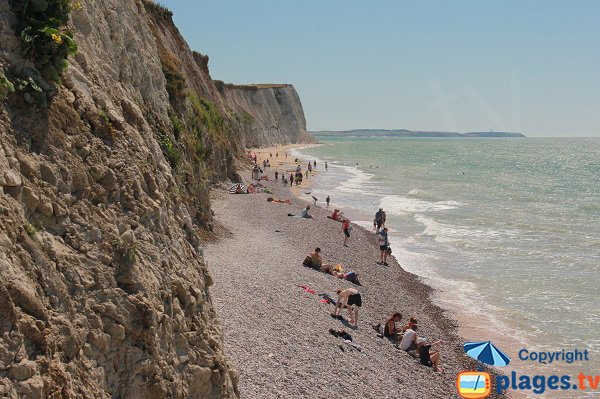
[215,82,314,148]
[0,0,311,397]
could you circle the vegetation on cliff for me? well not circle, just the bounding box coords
[7,0,77,106]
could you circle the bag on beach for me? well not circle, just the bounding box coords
[386,246,392,255]
[303,256,313,268]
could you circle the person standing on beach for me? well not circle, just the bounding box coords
[378,227,390,266]
[308,162,312,174]
[326,195,330,208]
[325,161,328,171]
[374,208,386,233]
[332,288,362,327]
[290,173,294,186]
[342,218,351,247]
[314,160,317,169]
[275,171,278,181]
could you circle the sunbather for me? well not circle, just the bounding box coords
[317,263,361,284]
[288,205,313,219]
[303,247,329,270]
[267,197,292,205]
[417,337,444,372]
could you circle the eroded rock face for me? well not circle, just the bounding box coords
[0,0,251,397]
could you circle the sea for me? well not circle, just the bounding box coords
[295,137,600,398]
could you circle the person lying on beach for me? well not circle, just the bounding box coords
[402,317,418,332]
[417,337,444,372]
[319,264,362,285]
[266,197,292,205]
[331,288,362,327]
[373,313,403,340]
[399,324,418,351]
[288,205,313,219]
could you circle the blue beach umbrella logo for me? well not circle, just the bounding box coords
[463,341,511,367]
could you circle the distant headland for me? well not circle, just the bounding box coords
[312,129,526,138]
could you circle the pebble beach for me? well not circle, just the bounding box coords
[204,145,509,398]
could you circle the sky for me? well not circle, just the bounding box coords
[160,0,600,137]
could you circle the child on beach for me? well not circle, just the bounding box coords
[326,195,330,208]
[342,218,351,247]
[402,317,418,332]
[332,288,362,327]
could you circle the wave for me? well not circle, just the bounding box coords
[407,188,440,201]
[414,214,519,245]
[333,165,377,195]
[379,194,464,215]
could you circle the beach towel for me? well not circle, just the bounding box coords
[296,284,316,294]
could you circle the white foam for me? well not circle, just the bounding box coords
[333,164,377,194]
[414,214,519,245]
[379,194,463,215]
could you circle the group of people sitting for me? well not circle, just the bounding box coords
[303,248,361,285]
[373,313,444,372]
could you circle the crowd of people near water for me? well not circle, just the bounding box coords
[244,149,445,373]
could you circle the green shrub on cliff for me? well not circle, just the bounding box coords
[187,92,224,136]
[159,48,186,101]
[0,68,15,100]
[24,221,37,238]
[10,0,78,85]
[169,108,184,139]
[158,130,181,168]
[12,74,47,107]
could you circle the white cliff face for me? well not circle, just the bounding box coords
[216,82,314,148]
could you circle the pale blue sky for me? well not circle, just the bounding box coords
[160,0,600,137]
